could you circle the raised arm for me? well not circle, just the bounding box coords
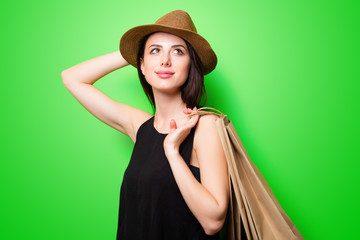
[61,51,152,142]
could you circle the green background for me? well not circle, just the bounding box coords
[1,0,358,239]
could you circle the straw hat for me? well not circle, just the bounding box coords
[119,10,217,75]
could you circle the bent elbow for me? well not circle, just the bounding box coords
[61,70,71,85]
[203,219,225,236]
[61,70,77,89]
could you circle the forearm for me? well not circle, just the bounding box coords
[167,151,226,235]
[61,51,128,85]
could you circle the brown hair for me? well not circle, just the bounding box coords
[136,33,206,109]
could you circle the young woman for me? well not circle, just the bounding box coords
[61,10,229,240]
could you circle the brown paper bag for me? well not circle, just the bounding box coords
[191,107,304,240]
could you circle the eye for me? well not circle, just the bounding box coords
[173,49,184,55]
[150,48,160,54]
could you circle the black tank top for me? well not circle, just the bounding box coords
[117,116,220,240]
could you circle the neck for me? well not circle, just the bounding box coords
[153,90,187,133]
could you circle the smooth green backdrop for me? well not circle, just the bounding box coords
[1,0,358,239]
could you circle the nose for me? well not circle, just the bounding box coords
[161,53,171,67]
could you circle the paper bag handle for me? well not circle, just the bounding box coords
[189,107,225,117]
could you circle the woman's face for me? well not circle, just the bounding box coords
[140,32,191,94]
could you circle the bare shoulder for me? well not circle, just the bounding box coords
[194,114,220,138]
[197,114,220,124]
[193,114,222,153]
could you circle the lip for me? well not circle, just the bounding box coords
[156,70,174,79]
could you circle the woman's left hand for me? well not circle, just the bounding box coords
[163,107,199,159]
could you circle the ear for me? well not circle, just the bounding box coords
[140,57,145,75]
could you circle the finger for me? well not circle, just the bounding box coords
[190,114,199,123]
[169,119,177,133]
[184,108,192,114]
[186,115,199,128]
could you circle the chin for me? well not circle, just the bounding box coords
[146,76,186,93]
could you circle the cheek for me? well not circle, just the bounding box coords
[140,62,144,75]
[175,58,191,73]
[184,56,191,70]
[142,59,155,75]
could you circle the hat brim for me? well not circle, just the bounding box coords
[120,24,217,75]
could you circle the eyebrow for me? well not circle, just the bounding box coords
[148,44,187,49]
